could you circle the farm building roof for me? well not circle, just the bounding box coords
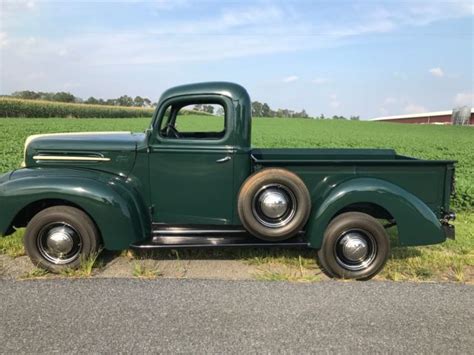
[370,108,474,121]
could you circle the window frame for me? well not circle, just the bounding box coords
[151,94,233,146]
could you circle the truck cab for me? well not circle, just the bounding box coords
[145,82,252,225]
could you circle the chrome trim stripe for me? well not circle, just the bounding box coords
[33,155,111,162]
[23,131,130,166]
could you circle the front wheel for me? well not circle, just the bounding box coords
[24,206,101,273]
[317,212,390,280]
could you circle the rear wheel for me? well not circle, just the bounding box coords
[24,206,101,273]
[238,168,311,241]
[317,212,390,280]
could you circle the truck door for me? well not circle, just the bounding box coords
[149,95,235,225]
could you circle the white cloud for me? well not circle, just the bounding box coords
[152,0,189,10]
[383,97,397,105]
[0,32,8,48]
[282,76,299,83]
[26,1,36,9]
[58,49,69,57]
[379,97,397,115]
[404,104,427,114]
[2,1,472,69]
[329,94,341,108]
[429,67,444,77]
[312,77,329,85]
[454,92,474,106]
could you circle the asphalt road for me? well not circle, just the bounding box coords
[0,279,472,354]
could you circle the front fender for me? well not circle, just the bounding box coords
[305,178,445,248]
[0,168,150,250]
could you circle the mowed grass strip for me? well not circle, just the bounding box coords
[0,116,473,282]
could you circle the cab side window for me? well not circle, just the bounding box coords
[159,103,225,140]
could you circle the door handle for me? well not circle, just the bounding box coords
[216,156,232,163]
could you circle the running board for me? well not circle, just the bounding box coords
[131,227,308,249]
[151,224,248,237]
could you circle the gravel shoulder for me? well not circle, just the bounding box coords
[0,279,472,353]
[0,251,331,281]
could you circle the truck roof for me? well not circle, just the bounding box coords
[159,81,251,105]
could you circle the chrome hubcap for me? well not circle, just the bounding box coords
[46,227,74,255]
[259,190,288,219]
[341,234,368,262]
[37,223,82,264]
[252,184,297,228]
[334,230,377,271]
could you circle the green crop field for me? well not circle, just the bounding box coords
[0,116,473,282]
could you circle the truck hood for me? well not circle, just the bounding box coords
[23,132,146,176]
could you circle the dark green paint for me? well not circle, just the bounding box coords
[0,168,150,250]
[305,178,445,248]
[0,82,455,250]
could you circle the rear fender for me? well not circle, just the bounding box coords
[0,168,150,250]
[305,178,444,248]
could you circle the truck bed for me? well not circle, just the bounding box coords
[251,148,452,164]
[251,148,456,217]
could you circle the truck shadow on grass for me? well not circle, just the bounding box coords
[105,244,423,281]
[124,245,422,263]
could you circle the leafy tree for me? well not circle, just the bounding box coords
[134,96,145,107]
[203,105,214,114]
[143,98,152,107]
[117,95,133,107]
[262,103,271,117]
[350,116,360,121]
[52,92,76,103]
[296,109,309,118]
[252,101,263,117]
[11,91,40,100]
[85,97,99,105]
[281,109,290,118]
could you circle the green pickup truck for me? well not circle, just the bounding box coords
[0,82,456,279]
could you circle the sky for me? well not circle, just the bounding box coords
[0,0,473,119]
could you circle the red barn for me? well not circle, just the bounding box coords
[370,108,474,125]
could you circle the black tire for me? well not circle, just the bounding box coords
[317,212,390,280]
[24,206,101,273]
[238,168,311,241]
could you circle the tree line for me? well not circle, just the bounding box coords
[252,101,359,120]
[8,90,155,108]
[6,90,359,120]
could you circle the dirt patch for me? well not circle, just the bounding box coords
[0,253,327,282]
[0,255,36,279]
[97,258,265,280]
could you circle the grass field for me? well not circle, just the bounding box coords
[0,116,473,281]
